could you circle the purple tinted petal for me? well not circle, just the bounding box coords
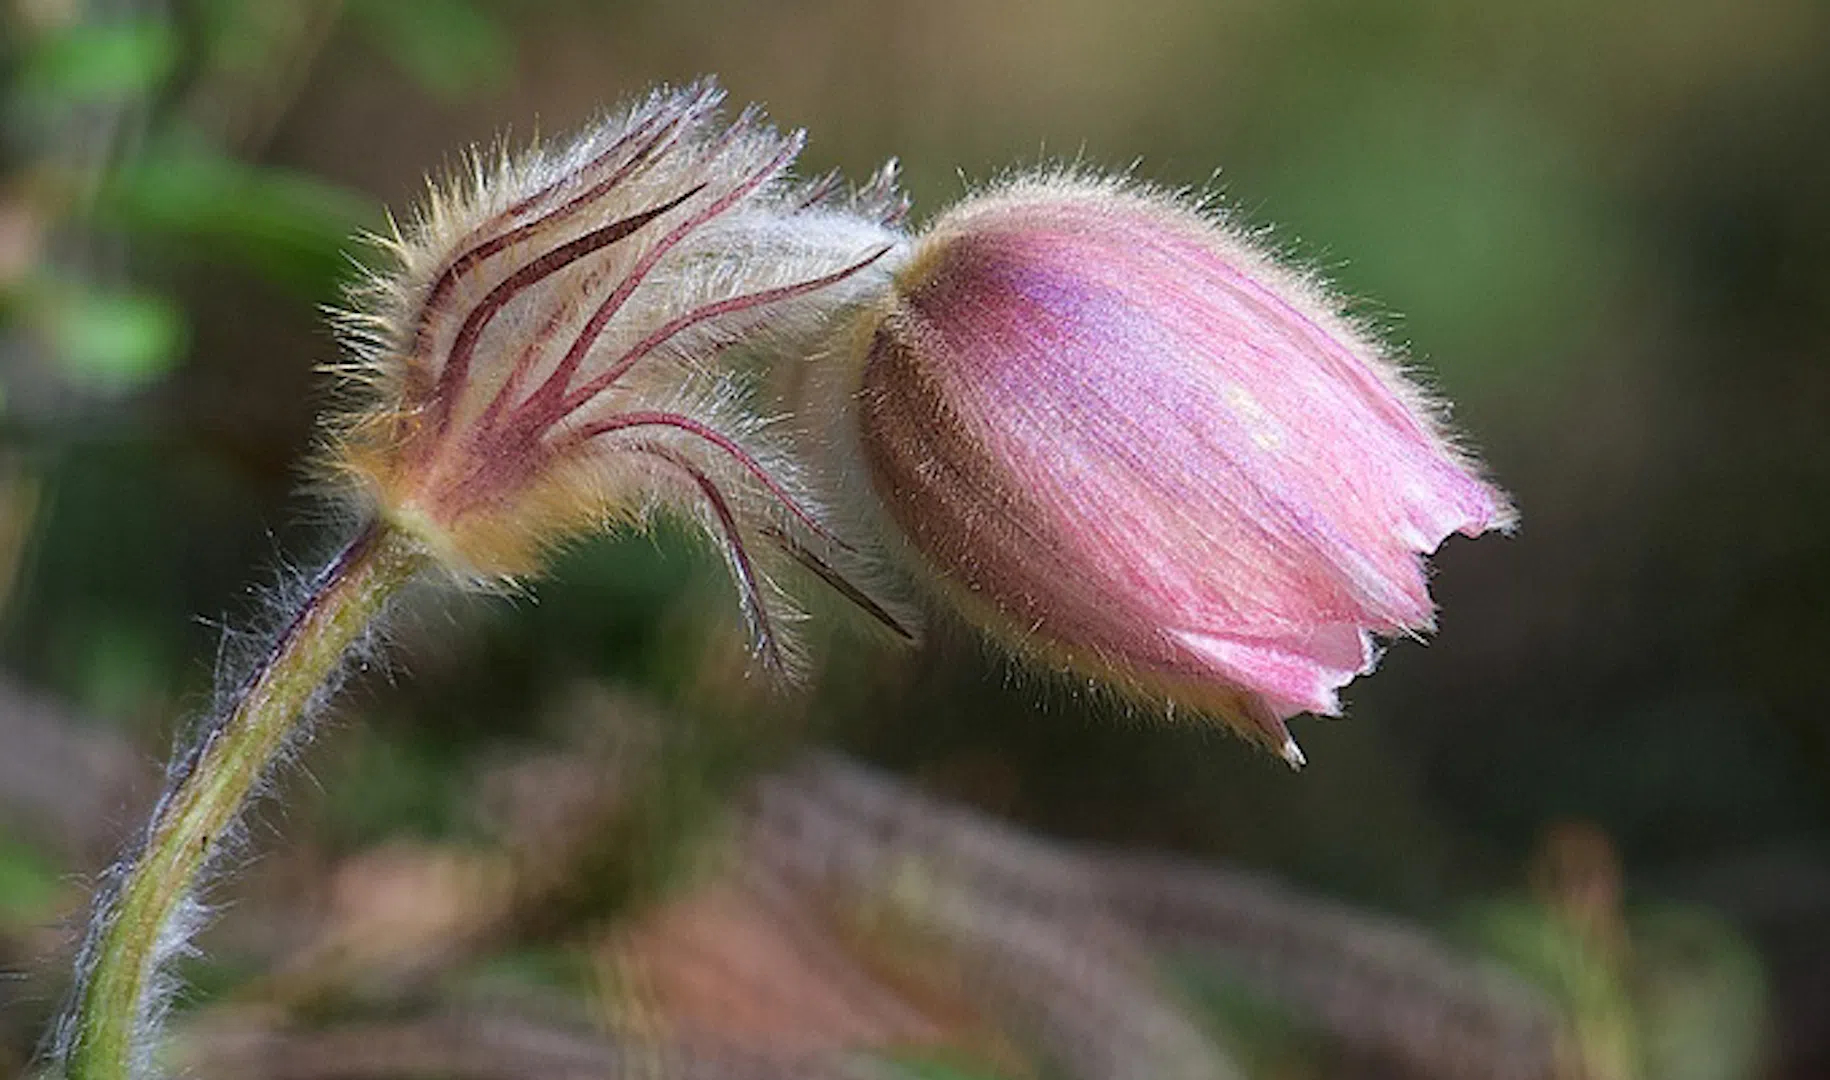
[858,178,1512,740]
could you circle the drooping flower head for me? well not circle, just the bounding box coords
[324,81,912,673]
[846,174,1513,762]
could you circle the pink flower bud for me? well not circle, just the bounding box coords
[852,176,1513,763]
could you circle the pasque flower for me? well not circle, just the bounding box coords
[848,175,1513,763]
[61,83,1515,1080]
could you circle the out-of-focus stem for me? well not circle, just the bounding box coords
[63,520,428,1080]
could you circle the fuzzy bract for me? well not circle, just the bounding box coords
[850,176,1514,761]
[324,80,909,674]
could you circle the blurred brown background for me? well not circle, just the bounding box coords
[2,1,1827,1077]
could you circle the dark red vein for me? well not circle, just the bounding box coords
[558,410,843,547]
[510,133,805,424]
[408,105,682,360]
[425,185,702,436]
[550,244,894,422]
[760,524,914,641]
[634,445,782,669]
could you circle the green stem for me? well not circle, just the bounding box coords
[62,520,428,1080]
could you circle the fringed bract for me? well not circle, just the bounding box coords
[324,79,912,674]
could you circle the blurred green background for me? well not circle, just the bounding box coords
[1,1,1826,1078]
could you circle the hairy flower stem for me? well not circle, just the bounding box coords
[62,520,429,1080]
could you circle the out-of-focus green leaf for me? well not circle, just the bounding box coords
[1465,897,1641,1080]
[15,19,179,101]
[1468,898,1604,997]
[1467,897,1771,1080]
[95,149,376,297]
[1251,87,1618,397]
[877,1056,1014,1080]
[1634,907,1768,1080]
[467,946,598,999]
[192,0,315,76]
[350,0,514,100]
[323,728,471,846]
[74,614,175,718]
[1166,955,1311,1077]
[0,837,60,920]
[46,287,186,390]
